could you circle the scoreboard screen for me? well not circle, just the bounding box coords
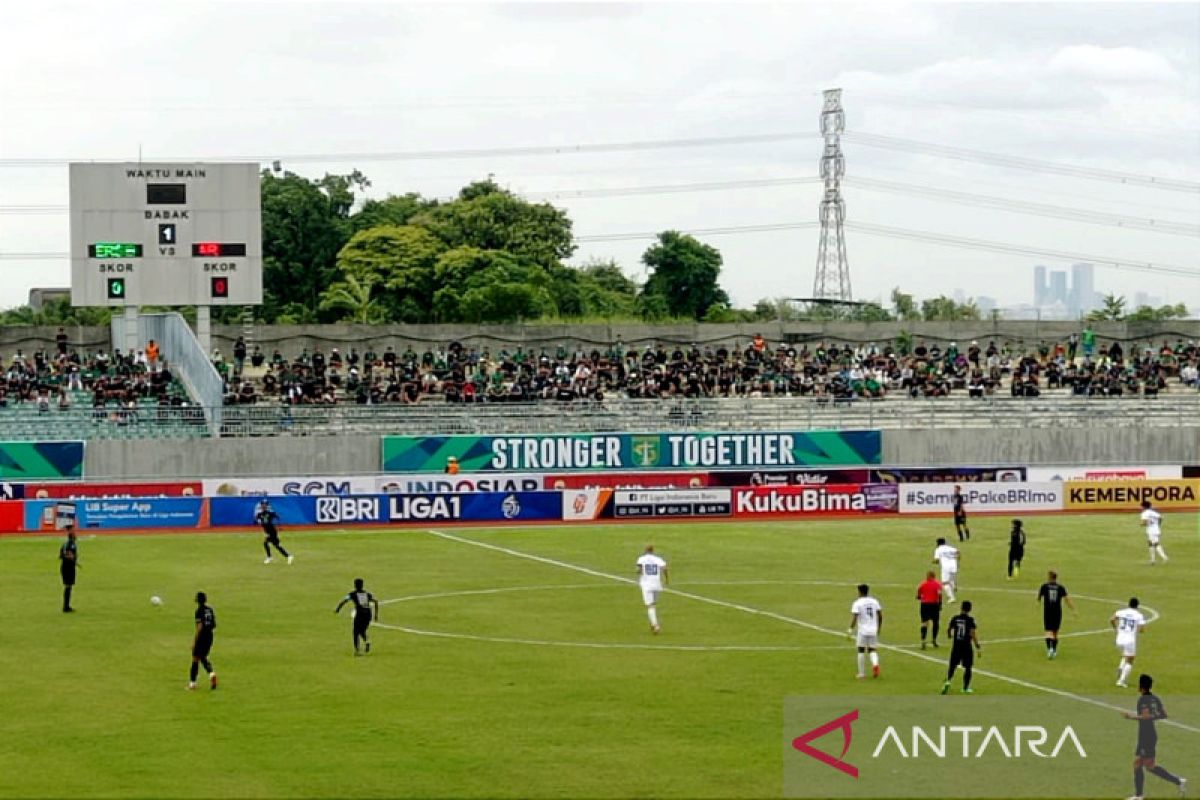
[69,163,262,307]
[192,242,247,257]
[88,242,143,259]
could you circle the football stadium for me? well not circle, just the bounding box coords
[3,5,1199,800]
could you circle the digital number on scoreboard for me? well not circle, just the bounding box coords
[69,163,263,307]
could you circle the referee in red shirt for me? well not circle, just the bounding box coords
[916,570,944,649]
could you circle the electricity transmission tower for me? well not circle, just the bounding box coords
[812,88,852,301]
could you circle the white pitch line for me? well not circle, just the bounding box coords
[380,580,1139,647]
[371,621,849,652]
[425,528,1199,735]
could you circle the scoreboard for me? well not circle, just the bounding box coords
[69,163,262,307]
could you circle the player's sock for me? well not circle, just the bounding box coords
[1148,766,1181,785]
[869,652,879,669]
[62,586,72,611]
[1134,767,1145,797]
[189,662,199,682]
[647,607,658,628]
[201,658,212,673]
[964,527,970,541]
[920,625,927,642]
[1050,639,1057,654]
[1149,546,1156,564]
[856,653,865,676]
[1119,663,1132,685]
[278,545,290,558]
[1156,545,1168,562]
[962,668,972,691]
[264,542,271,557]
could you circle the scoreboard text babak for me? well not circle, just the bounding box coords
[69,163,263,307]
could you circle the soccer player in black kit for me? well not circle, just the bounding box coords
[952,485,970,542]
[256,500,293,565]
[335,578,380,655]
[58,524,79,612]
[1006,519,1026,579]
[189,592,218,691]
[1122,674,1186,800]
[1037,570,1075,659]
[941,600,981,694]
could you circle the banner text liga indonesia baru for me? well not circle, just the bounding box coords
[382,431,881,473]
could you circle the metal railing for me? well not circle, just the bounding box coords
[110,312,223,434]
[1,393,1197,440]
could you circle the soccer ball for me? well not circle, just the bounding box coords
[150,595,163,606]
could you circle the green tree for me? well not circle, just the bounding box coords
[430,247,554,323]
[549,259,638,319]
[890,288,921,321]
[639,231,729,320]
[1086,293,1126,322]
[414,179,575,270]
[0,297,112,326]
[349,193,435,234]
[318,274,385,324]
[259,170,362,321]
[1124,302,1188,321]
[920,295,981,321]
[333,225,446,322]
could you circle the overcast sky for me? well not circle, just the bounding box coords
[1,1,1198,314]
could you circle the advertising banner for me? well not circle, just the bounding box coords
[709,468,872,487]
[873,466,1026,484]
[544,472,710,490]
[0,501,24,532]
[377,473,543,494]
[898,482,1063,514]
[0,441,85,479]
[1,482,23,500]
[204,476,381,497]
[1063,479,1200,511]
[210,491,563,527]
[22,498,204,531]
[1027,465,1183,482]
[382,430,882,473]
[733,484,898,518]
[613,488,733,519]
[561,488,613,521]
[21,481,202,499]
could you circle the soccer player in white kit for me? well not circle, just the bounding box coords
[932,538,960,604]
[1111,597,1147,688]
[636,545,668,634]
[1139,500,1169,565]
[848,583,884,679]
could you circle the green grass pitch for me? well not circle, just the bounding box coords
[0,514,1196,798]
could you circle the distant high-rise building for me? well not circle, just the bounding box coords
[1034,265,1048,307]
[976,296,997,314]
[1070,263,1096,316]
[1049,271,1067,306]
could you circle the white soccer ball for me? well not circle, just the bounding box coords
[150,595,163,606]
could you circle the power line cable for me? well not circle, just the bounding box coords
[0,132,818,168]
[5,220,1197,279]
[9,174,1196,238]
[843,131,1200,193]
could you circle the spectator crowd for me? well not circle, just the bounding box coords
[2,329,193,422]
[218,333,1200,407]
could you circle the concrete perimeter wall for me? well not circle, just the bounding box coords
[81,428,1200,480]
[6,320,1200,357]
